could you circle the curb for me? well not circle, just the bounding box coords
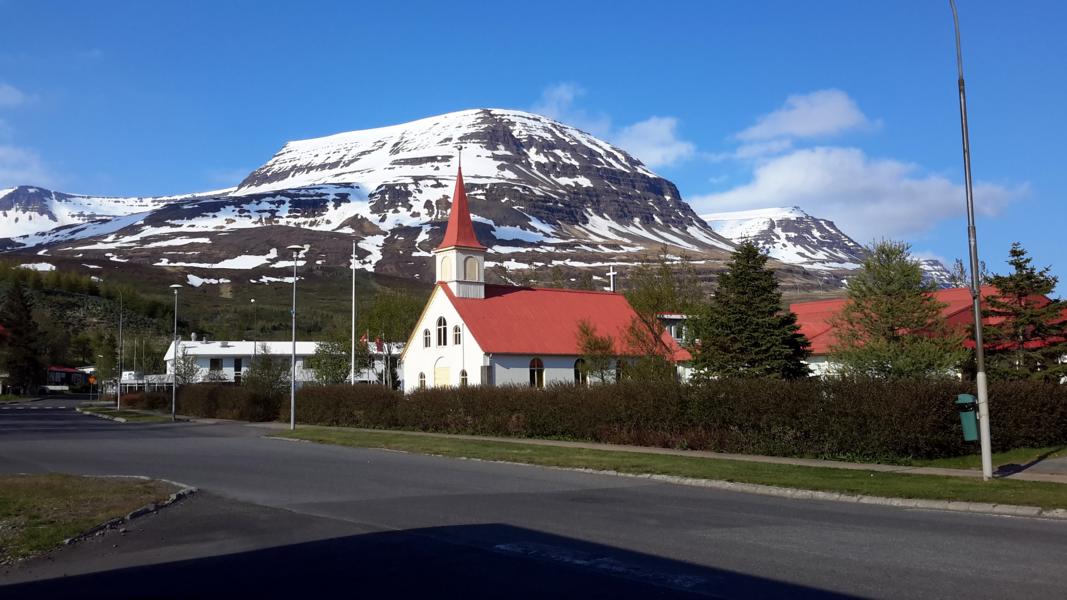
[62,475,199,546]
[450,457,1067,521]
[75,407,127,423]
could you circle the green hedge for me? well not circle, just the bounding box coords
[122,386,280,422]
[284,379,1067,462]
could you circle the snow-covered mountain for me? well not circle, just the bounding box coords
[0,186,229,243]
[702,206,953,287]
[1,109,737,284]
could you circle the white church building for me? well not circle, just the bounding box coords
[399,166,689,393]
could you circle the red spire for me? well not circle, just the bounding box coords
[436,166,486,251]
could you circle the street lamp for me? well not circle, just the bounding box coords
[286,244,304,431]
[170,284,182,422]
[949,0,993,481]
[350,241,357,386]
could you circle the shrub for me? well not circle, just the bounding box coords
[176,384,280,422]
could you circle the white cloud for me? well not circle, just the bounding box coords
[0,82,30,109]
[0,145,56,188]
[531,83,696,169]
[613,117,695,168]
[689,146,1026,242]
[737,89,877,141]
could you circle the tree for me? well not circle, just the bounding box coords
[689,242,810,380]
[361,290,424,388]
[243,343,290,399]
[307,336,369,385]
[982,243,1067,382]
[620,249,702,381]
[0,282,45,393]
[575,319,615,384]
[830,240,967,378]
[173,345,201,385]
[949,257,989,289]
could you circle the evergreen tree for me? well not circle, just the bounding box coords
[983,243,1066,381]
[830,240,966,378]
[690,242,810,380]
[0,282,45,392]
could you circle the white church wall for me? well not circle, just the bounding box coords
[400,286,486,393]
[492,354,581,387]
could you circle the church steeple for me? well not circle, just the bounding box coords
[436,166,486,251]
[434,164,486,299]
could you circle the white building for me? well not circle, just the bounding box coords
[399,165,689,393]
[163,339,402,385]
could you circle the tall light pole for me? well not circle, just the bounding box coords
[350,241,357,386]
[949,0,993,480]
[286,245,304,431]
[170,284,182,421]
[117,293,123,410]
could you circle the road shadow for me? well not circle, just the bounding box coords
[1,523,859,599]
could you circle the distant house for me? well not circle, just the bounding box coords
[790,286,1067,376]
[162,339,402,385]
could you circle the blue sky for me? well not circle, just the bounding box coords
[1,0,1064,287]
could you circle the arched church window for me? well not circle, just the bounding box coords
[453,325,462,345]
[423,329,431,348]
[460,369,468,387]
[574,359,587,385]
[440,256,452,281]
[529,358,544,388]
[418,372,426,389]
[436,317,448,346]
[464,256,479,281]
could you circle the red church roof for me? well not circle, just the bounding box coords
[440,283,691,361]
[790,285,1043,355]
[436,166,486,251]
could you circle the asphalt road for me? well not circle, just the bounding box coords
[1,396,1066,599]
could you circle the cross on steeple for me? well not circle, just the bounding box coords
[607,267,618,292]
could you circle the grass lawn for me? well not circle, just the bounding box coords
[79,406,173,423]
[910,446,1067,470]
[279,427,1067,511]
[0,474,176,563]
[0,395,25,404]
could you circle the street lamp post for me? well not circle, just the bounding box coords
[949,0,993,481]
[286,245,304,431]
[350,241,357,386]
[170,284,182,421]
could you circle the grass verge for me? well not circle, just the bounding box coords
[0,474,176,563]
[79,406,173,423]
[909,446,1067,471]
[279,427,1067,511]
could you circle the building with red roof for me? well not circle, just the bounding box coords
[790,286,1067,375]
[400,165,688,391]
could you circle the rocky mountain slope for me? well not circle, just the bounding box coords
[703,206,952,287]
[2,109,743,287]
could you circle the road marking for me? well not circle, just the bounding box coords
[494,542,706,590]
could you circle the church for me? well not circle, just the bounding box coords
[399,165,690,393]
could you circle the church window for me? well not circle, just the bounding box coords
[436,317,448,346]
[529,357,544,388]
[460,369,468,387]
[464,256,479,281]
[453,325,462,345]
[573,359,587,385]
[423,329,431,348]
[440,257,452,281]
[418,372,426,389]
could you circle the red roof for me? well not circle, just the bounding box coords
[48,366,84,374]
[436,166,486,251]
[790,286,1003,355]
[440,283,690,360]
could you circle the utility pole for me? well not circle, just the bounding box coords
[170,284,182,421]
[117,294,123,410]
[949,0,993,480]
[350,241,357,386]
[286,245,303,431]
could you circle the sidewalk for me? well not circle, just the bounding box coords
[305,427,1067,485]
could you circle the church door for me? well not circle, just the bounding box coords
[434,365,451,387]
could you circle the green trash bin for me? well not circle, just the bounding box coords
[956,394,979,442]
